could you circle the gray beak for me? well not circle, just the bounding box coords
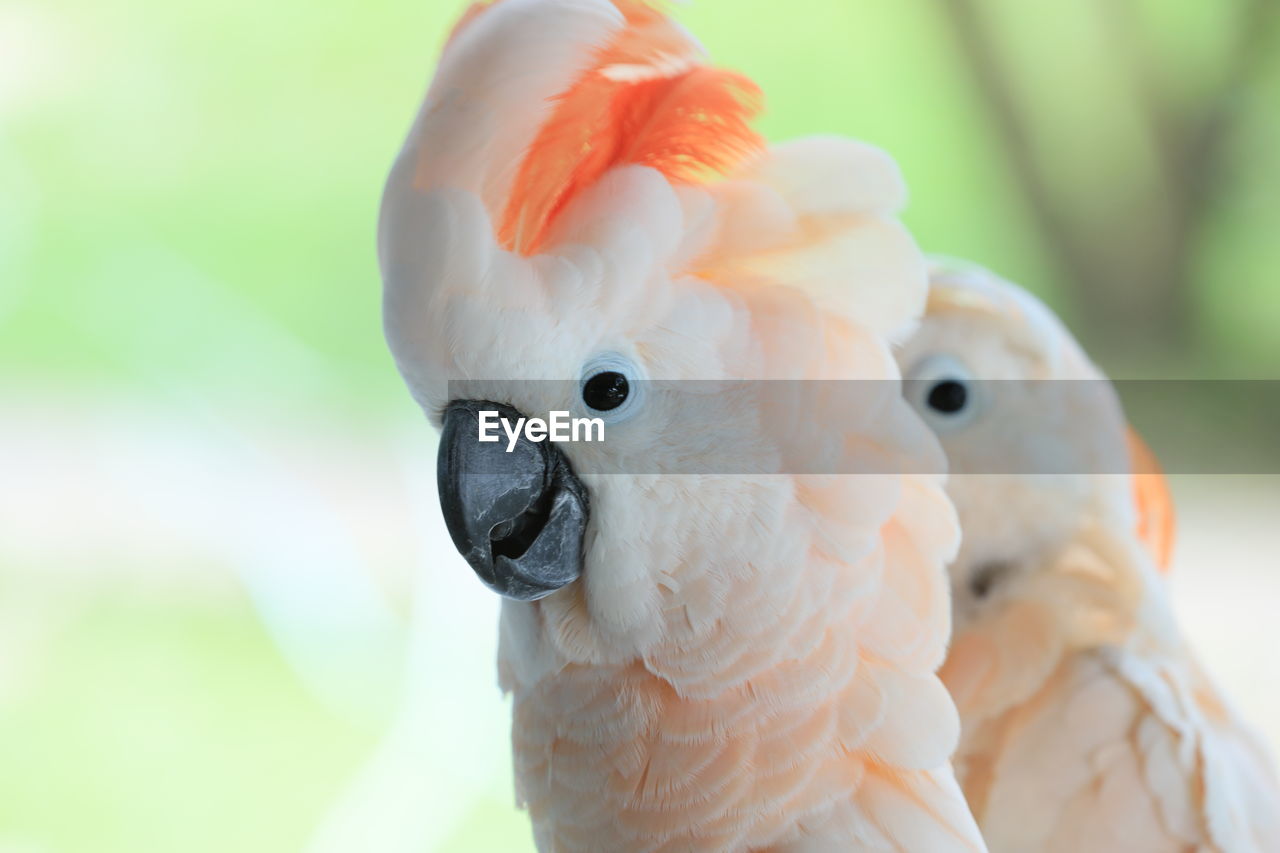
[437,400,589,601]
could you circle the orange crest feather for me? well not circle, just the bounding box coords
[1128,427,1176,573]
[499,0,764,255]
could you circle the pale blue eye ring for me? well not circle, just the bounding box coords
[578,353,645,424]
[905,354,980,430]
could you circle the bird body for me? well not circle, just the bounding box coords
[379,1,985,849]
[897,262,1280,853]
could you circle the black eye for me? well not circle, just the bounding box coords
[906,355,978,430]
[927,379,969,415]
[582,371,629,412]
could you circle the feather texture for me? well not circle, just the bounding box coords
[380,2,984,849]
[899,264,1280,852]
[1127,428,1175,573]
[499,0,763,255]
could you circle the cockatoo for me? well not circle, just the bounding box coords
[378,0,986,849]
[896,260,1280,853]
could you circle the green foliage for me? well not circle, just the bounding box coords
[0,582,374,851]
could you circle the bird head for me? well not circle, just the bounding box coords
[896,260,1176,717]
[381,0,941,673]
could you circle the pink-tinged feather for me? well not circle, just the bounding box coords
[381,1,983,849]
[904,265,1280,852]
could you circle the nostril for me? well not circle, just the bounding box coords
[969,560,1014,600]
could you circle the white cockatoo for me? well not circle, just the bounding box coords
[377,0,986,849]
[896,260,1280,852]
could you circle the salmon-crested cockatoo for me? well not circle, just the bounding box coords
[378,0,987,849]
[896,260,1280,853]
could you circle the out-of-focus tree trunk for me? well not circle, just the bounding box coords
[940,0,1278,364]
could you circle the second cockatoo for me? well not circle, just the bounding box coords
[896,261,1280,852]
[379,0,986,849]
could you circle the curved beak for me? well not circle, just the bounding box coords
[436,400,589,600]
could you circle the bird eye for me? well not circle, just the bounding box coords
[904,354,979,430]
[582,371,628,411]
[579,353,644,423]
[927,379,969,415]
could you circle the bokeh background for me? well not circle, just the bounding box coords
[2,0,1278,850]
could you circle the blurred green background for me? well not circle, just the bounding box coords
[2,0,1278,850]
